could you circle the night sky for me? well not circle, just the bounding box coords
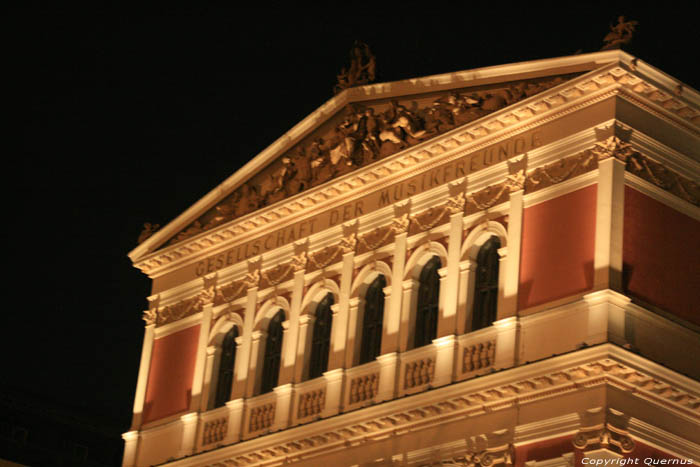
[6,5,699,459]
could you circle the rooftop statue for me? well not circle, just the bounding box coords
[601,16,638,50]
[334,41,376,94]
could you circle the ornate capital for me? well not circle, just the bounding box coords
[591,136,634,162]
[199,285,216,306]
[446,192,466,214]
[391,213,410,234]
[142,308,157,325]
[244,269,260,289]
[291,252,307,272]
[340,233,357,254]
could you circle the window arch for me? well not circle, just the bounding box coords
[214,326,238,408]
[360,275,386,365]
[472,236,501,331]
[260,310,285,394]
[308,293,334,380]
[415,256,441,348]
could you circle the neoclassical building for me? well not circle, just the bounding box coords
[123,50,700,466]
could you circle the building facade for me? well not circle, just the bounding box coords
[123,50,700,466]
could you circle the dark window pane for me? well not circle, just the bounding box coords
[472,236,501,331]
[360,275,386,364]
[214,326,238,408]
[415,256,441,348]
[309,293,334,380]
[260,310,285,394]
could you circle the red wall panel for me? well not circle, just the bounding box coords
[519,185,597,310]
[143,325,200,424]
[624,187,700,325]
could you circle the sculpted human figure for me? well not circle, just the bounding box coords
[334,41,377,93]
[602,16,638,50]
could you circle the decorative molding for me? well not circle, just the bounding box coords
[156,294,206,327]
[410,205,450,234]
[214,280,247,306]
[625,152,699,206]
[134,64,700,275]
[307,245,345,272]
[358,225,396,253]
[466,182,510,214]
[525,150,597,194]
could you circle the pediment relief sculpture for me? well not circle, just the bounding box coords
[164,75,572,248]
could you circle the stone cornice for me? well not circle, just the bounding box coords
[160,345,700,466]
[132,61,699,279]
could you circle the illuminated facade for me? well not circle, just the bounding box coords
[123,51,700,466]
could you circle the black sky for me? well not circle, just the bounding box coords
[6,5,699,458]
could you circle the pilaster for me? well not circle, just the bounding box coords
[503,188,523,319]
[594,156,626,291]
[131,322,156,430]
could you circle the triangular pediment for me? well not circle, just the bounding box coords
[129,50,700,268]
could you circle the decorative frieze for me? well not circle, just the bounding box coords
[466,182,510,215]
[214,280,247,306]
[525,150,597,193]
[260,263,294,289]
[358,225,396,254]
[202,417,228,446]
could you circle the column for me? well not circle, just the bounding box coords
[278,320,293,386]
[456,260,475,335]
[399,279,419,352]
[285,266,306,384]
[246,330,265,397]
[294,314,314,382]
[438,211,463,336]
[233,283,258,400]
[379,284,394,357]
[332,248,355,370]
[386,230,408,353]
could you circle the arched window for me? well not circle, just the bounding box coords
[308,293,334,380]
[260,310,285,394]
[472,236,501,331]
[214,326,238,408]
[415,256,441,348]
[360,275,386,365]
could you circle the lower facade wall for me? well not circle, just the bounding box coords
[124,296,700,466]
